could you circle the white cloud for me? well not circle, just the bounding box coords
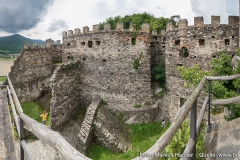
[0,0,238,41]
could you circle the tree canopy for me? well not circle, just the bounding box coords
[99,12,170,34]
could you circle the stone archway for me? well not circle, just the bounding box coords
[179,44,190,58]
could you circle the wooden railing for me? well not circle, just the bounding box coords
[133,74,240,160]
[5,76,91,160]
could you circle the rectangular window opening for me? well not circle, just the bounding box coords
[132,38,136,45]
[96,41,101,45]
[225,39,230,45]
[232,36,235,38]
[212,35,215,38]
[175,40,180,45]
[199,39,205,45]
[83,58,86,61]
[102,59,107,62]
[88,41,92,48]
[67,43,70,46]
[81,42,85,45]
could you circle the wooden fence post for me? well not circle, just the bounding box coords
[207,80,212,133]
[20,118,24,160]
[190,99,197,159]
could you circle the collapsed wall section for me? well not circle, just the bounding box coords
[61,29,153,104]
[163,16,239,120]
[9,44,62,102]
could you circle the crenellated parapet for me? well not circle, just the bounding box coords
[23,39,62,49]
[62,22,151,38]
[162,15,239,35]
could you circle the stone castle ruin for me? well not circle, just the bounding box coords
[8,15,239,153]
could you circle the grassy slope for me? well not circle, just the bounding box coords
[87,122,170,159]
[21,102,50,125]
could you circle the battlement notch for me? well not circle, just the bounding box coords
[166,22,174,31]
[62,31,67,37]
[74,28,81,35]
[24,43,30,49]
[33,43,38,48]
[141,23,150,33]
[152,30,157,35]
[83,26,89,34]
[211,16,220,26]
[228,15,239,26]
[104,23,111,31]
[116,23,124,31]
[179,19,188,29]
[68,30,73,36]
[93,24,100,32]
[194,16,204,27]
[46,39,54,47]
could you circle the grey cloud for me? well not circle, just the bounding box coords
[47,19,68,32]
[190,0,237,24]
[0,0,53,33]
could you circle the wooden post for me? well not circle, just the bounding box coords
[207,80,212,133]
[190,100,197,159]
[20,118,24,160]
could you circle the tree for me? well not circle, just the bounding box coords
[177,51,240,120]
[169,15,181,27]
[99,12,169,33]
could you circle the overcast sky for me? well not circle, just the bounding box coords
[0,0,238,41]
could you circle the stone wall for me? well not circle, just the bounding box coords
[9,42,62,102]
[61,24,154,104]
[93,105,130,153]
[163,15,239,120]
[78,95,102,154]
[50,61,86,129]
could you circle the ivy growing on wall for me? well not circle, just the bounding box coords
[132,52,143,69]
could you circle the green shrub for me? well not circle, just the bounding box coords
[102,101,108,105]
[132,52,143,69]
[133,104,141,108]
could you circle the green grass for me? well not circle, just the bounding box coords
[21,102,50,125]
[87,121,170,160]
[133,104,141,108]
[0,77,6,82]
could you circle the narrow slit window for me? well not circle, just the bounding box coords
[225,39,230,45]
[88,41,92,48]
[212,35,215,38]
[132,38,136,45]
[175,40,180,45]
[102,59,107,62]
[199,39,205,45]
[96,41,101,45]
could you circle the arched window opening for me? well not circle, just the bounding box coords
[180,47,189,58]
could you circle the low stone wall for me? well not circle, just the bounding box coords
[106,99,165,124]
[93,105,130,153]
[78,95,102,154]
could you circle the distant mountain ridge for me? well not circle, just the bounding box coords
[0,34,44,54]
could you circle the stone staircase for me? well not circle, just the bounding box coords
[204,113,240,159]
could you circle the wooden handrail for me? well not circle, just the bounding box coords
[133,76,207,160]
[207,74,240,81]
[7,76,91,160]
[212,96,240,105]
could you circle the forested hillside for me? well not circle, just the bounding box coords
[0,34,44,54]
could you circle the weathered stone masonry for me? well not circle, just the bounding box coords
[9,15,240,128]
[9,39,63,102]
[163,15,239,120]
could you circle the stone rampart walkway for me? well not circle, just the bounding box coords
[205,113,240,160]
[0,89,16,160]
